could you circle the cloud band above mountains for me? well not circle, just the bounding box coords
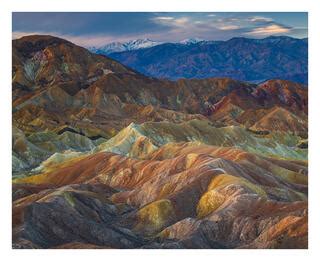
[12,12,307,47]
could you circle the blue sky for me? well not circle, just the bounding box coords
[12,12,307,47]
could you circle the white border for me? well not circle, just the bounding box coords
[1,1,320,273]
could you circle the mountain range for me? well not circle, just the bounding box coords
[88,36,307,84]
[12,35,308,249]
[88,38,163,55]
[88,37,206,55]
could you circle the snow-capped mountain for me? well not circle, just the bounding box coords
[89,42,126,55]
[89,38,163,54]
[108,36,307,84]
[124,38,162,50]
[179,38,206,45]
[88,38,209,55]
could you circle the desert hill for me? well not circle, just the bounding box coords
[12,35,308,249]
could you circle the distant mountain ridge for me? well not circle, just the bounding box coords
[88,38,164,54]
[96,36,307,84]
[179,37,206,45]
[88,38,211,54]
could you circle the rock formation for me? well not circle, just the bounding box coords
[12,35,308,249]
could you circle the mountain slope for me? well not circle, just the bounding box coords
[108,36,307,83]
[13,143,307,248]
[12,35,308,249]
[96,120,307,161]
[12,35,308,169]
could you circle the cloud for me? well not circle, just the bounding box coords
[217,25,241,31]
[13,12,171,37]
[152,16,189,27]
[12,13,307,46]
[153,16,174,21]
[249,16,273,23]
[245,24,291,36]
[214,17,241,23]
[174,17,189,25]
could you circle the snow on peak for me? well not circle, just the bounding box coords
[88,37,209,55]
[89,39,162,54]
[124,39,161,50]
[179,38,206,45]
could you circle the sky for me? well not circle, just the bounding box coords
[12,12,308,47]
